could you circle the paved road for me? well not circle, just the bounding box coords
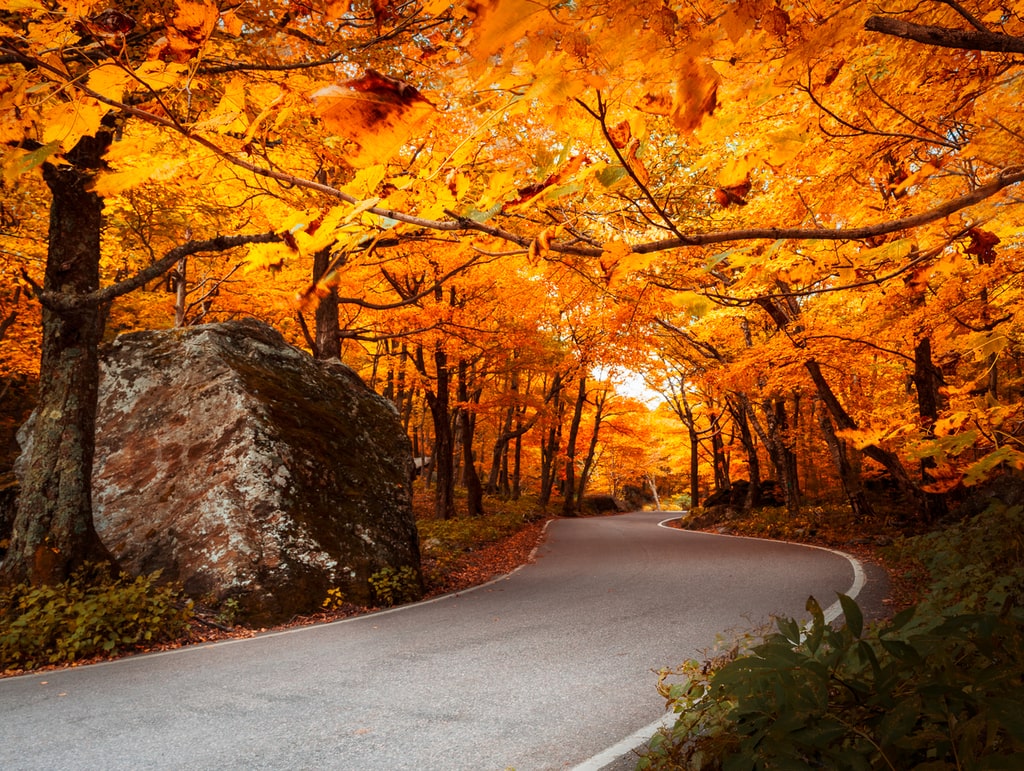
[0,513,867,771]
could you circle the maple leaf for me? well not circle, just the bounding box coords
[152,1,219,63]
[713,176,750,207]
[607,120,631,149]
[964,227,999,264]
[671,61,720,134]
[311,70,434,168]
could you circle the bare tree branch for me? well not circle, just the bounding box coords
[864,16,1024,54]
[37,232,280,312]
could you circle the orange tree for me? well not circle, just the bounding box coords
[2,0,1023,583]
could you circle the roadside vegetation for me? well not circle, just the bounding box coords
[640,496,1024,770]
[0,489,547,677]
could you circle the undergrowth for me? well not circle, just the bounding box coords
[0,567,193,672]
[415,491,545,588]
[641,501,1024,770]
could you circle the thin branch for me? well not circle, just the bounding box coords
[802,334,915,363]
[864,16,1024,54]
[335,254,483,310]
[937,0,989,32]
[4,46,1023,261]
[575,92,686,240]
[198,53,346,75]
[37,232,280,312]
[802,71,960,149]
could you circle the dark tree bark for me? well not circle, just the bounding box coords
[417,345,456,519]
[727,394,761,510]
[818,409,875,519]
[538,380,564,507]
[2,133,116,586]
[708,411,730,495]
[804,358,922,513]
[311,246,341,360]
[865,16,1024,54]
[678,389,701,509]
[561,376,588,517]
[576,387,607,510]
[912,337,949,522]
[457,359,484,517]
[762,396,801,514]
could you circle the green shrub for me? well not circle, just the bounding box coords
[0,567,193,672]
[368,566,420,607]
[642,503,1024,770]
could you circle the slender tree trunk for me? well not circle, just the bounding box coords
[818,409,875,519]
[457,360,484,517]
[173,256,187,327]
[420,346,455,519]
[709,411,730,494]
[576,387,606,510]
[312,246,341,360]
[805,358,922,515]
[680,391,701,509]
[511,429,523,500]
[763,396,801,514]
[538,384,564,507]
[728,394,761,510]
[646,473,662,510]
[561,376,587,517]
[912,337,949,522]
[2,134,116,586]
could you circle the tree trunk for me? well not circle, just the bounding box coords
[709,411,730,494]
[312,246,341,360]
[457,359,484,517]
[2,134,116,586]
[646,473,662,510]
[680,391,701,509]
[561,376,587,517]
[763,396,801,514]
[173,256,187,327]
[805,358,922,514]
[818,409,875,519]
[538,383,564,507]
[728,394,762,510]
[576,387,606,510]
[912,337,949,522]
[419,346,455,520]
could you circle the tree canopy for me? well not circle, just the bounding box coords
[1,0,1023,581]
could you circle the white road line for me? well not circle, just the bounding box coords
[570,515,868,771]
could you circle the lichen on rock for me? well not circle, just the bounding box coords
[21,319,421,625]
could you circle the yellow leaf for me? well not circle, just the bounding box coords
[196,77,249,133]
[86,65,132,102]
[467,0,543,57]
[343,197,381,224]
[42,98,105,152]
[90,167,157,196]
[134,61,185,92]
[244,242,294,273]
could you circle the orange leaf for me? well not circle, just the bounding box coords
[311,70,434,167]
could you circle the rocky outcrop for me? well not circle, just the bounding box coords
[18,320,420,624]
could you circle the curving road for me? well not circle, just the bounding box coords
[0,512,869,770]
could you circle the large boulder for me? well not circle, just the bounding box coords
[19,320,420,624]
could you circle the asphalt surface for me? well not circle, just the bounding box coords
[0,512,871,770]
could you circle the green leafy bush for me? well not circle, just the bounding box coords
[642,502,1024,770]
[368,566,420,607]
[0,568,193,672]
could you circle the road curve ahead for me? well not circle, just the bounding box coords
[0,512,863,771]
